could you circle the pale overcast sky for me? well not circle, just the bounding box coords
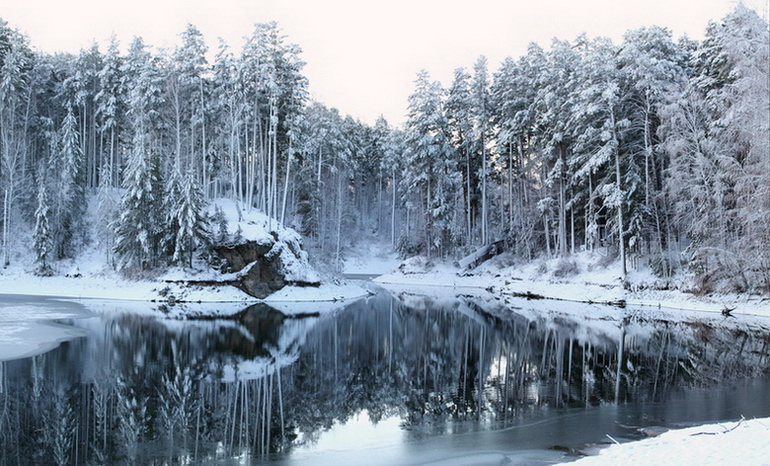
[1,0,751,126]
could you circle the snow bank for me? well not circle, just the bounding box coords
[569,417,770,466]
[0,198,367,305]
[375,250,770,319]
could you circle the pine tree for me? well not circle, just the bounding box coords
[112,148,163,274]
[95,35,125,188]
[616,26,688,264]
[490,45,545,258]
[55,108,87,259]
[531,39,582,258]
[380,127,406,248]
[446,67,477,247]
[571,37,639,274]
[168,23,209,174]
[95,162,118,266]
[211,39,245,202]
[70,43,103,190]
[167,170,210,268]
[33,176,53,276]
[112,36,167,273]
[0,23,34,266]
[471,56,493,246]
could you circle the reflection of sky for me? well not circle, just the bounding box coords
[290,410,406,465]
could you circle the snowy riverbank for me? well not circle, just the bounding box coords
[1,245,768,321]
[372,252,770,465]
[0,197,373,306]
[565,416,770,466]
[375,250,770,320]
[0,267,371,305]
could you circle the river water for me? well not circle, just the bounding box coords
[1,288,769,466]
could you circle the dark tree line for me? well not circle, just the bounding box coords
[0,5,767,291]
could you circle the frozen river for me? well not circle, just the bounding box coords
[1,289,770,465]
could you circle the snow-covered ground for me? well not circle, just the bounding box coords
[566,416,770,466]
[0,198,369,305]
[375,250,770,320]
[0,270,370,306]
[341,238,401,276]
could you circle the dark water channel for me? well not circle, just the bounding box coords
[1,289,770,465]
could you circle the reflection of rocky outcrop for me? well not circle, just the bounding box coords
[216,303,287,359]
[213,234,320,298]
[204,303,319,360]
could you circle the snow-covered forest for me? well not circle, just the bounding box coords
[0,5,767,292]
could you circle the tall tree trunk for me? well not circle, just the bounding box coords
[558,177,567,257]
[614,143,627,276]
[391,168,397,247]
[280,148,291,226]
[3,188,9,266]
[335,165,344,269]
[508,140,514,236]
[481,136,488,245]
[426,176,432,261]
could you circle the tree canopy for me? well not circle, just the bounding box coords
[0,6,767,292]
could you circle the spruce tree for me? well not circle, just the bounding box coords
[33,178,53,276]
[112,148,163,274]
[167,170,209,268]
[55,108,87,259]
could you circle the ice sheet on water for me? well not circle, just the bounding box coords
[0,296,92,361]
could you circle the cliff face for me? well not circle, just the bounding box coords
[212,233,320,299]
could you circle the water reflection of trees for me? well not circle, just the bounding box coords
[0,294,769,465]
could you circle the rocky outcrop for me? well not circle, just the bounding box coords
[212,232,320,299]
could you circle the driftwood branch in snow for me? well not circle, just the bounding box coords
[721,307,735,317]
[691,416,745,436]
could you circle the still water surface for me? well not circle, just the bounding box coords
[1,289,769,465]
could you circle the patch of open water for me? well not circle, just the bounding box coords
[1,289,769,465]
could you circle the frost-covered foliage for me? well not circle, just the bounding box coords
[33,177,53,275]
[661,5,770,292]
[0,7,767,292]
[403,70,462,260]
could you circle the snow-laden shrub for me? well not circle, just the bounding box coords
[649,253,680,279]
[396,256,432,274]
[396,234,423,259]
[552,259,580,278]
[688,247,749,294]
